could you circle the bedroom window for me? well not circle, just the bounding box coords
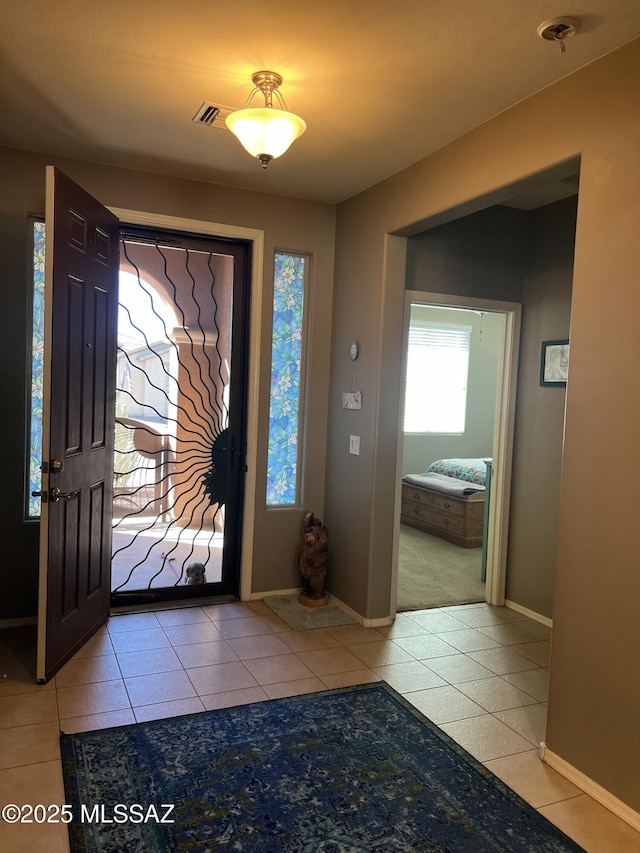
[266,252,308,506]
[404,320,471,434]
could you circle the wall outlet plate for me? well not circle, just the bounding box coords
[349,435,361,455]
[342,391,362,410]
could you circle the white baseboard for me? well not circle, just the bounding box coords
[246,589,392,628]
[247,588,301,601]
[0,616,37,629]
[326,594,393,628]
[505,599,553,628]
[539,743,640,832]
[362,615,394,628]
[326,594,364,626]
[248,586,393,628]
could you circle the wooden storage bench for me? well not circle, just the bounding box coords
[401,481,485,548]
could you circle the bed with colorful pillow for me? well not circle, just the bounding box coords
[424,457,492,487]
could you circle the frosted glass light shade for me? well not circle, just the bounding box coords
[226,108,306,161]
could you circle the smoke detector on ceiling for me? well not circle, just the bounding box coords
[537,17,580,52]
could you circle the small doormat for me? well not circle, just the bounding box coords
[263,593,357,630]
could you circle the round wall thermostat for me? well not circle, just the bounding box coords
[348,340,359,361]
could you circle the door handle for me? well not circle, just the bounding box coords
[31,488,79,503]
[49,487,80,502]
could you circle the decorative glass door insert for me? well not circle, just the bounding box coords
[111,229,249,605]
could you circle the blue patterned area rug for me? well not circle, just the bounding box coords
[60,683,584,852]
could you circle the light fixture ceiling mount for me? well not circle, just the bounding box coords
[225,70,306,169]
[537,17,580,53]
[249,70,284,98]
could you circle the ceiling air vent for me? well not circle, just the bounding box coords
[192,101,236,129]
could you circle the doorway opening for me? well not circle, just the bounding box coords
[391,287,522,615]
[397,302,505,611]
[110,228,251,608]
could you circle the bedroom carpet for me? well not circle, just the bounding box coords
[397,523,485,610]
[60,683,584,852]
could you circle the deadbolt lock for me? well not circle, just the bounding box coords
[41,459,65,474]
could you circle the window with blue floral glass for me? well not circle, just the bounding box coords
[266,253,307,506]
[28,219,45,518]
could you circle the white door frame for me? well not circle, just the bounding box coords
[109,207,264,602]
[391,290,522,611]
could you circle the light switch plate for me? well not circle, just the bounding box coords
[349,435,360,455]
[342,391,362,410]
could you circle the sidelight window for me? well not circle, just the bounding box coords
[27,219,45,519]
[266,253,308,506]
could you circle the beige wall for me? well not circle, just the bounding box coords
[0,146,335,617]
[327,39,640,810]
[406,205,527,302]
[506,197,576,618]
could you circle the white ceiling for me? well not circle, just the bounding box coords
[2,1,639,204]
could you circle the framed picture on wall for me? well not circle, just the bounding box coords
[540,339,569,387]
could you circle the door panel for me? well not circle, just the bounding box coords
[37,167,119,682]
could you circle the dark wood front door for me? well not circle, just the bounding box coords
[36,167,119,682]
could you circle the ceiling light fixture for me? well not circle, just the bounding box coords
[225,71,306,169]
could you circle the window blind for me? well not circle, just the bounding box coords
[404,322,471,433]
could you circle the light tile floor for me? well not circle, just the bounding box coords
[1,601,639,853]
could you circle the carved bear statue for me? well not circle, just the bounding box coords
[298,512,328,606]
